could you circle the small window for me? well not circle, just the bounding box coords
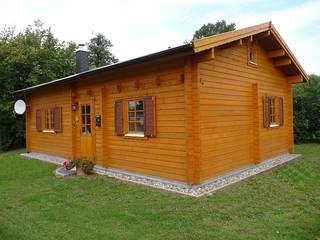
[81,104,91,134]
[128,100,144,133]
[247,44,257,66]
[43,108,54,131]
[269,97,276,124]
[263,96,284,128]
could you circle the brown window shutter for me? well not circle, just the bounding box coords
[114,100,123,136]
[144,96,156,137]
[279,97,284,126]
[263,96,270,128]
[36,109,42,132]
[53,107,62,132]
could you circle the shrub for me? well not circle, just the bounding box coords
[293,74,320,143]
[72,158,95,174]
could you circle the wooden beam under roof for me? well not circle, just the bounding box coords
[267,49,285,58]
[275,58,291,67]
[270,24,308,80]
[288,75,303,84]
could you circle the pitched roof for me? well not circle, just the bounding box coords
[12,44,193,95]
[13,22,307,95]
[193,21,308,82]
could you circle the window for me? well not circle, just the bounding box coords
[36,107,62,133]
[128,100,144,133]
[263,96,284,128]
[247,44,257,66]
[81,104,91,134]
[44,108,54,130]
[114,96,155,137]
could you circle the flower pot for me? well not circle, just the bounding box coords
[76,166,85,176]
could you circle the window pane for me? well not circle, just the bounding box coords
[129,122,135,131]
[81,105,85,114]
[129,101,135,111]
[129,112,135,121]
[269,98,276,123]
[86,125,91,133]
[86,105,90,114]
[136,111,144,122]
[86,115,91,124]
[249,51,253,61]
[82,115,86,125]
[136,101,144,110]
[136,121,144,132]
[81,126,86,133]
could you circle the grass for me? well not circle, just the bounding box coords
[0,145,319,240]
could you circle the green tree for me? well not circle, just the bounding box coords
[0,20,77,151]
[192,20,236,40]
[87,33,118,68]
[293,74,320,143]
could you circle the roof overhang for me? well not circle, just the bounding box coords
[13,22,308,96]
[193,21,308,83]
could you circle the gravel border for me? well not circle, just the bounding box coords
[21,152,301,197]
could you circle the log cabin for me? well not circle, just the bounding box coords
[13,22,308,185]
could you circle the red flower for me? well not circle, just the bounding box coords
[63,161,71,170]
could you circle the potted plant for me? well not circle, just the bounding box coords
[62,158,94,176]
[63,161,72,170]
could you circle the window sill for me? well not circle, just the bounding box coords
[248,61,258,67]
[124,133,146,139]
[269,124,279,128]
[42,129,56,133]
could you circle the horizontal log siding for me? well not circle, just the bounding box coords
[198,43,290,181]
[28,88,72,159]
[27,59,187,182]
[102,62,187,181]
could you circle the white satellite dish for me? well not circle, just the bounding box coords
[14,100,26,115]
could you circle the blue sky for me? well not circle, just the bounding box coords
[1,0,319,74]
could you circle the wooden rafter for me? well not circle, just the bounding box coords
[275,58,291,67]
[256,30,271,39]
[288,75,303,84]
[267,49,285,58]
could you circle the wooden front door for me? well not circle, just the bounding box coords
[79,103,93,160]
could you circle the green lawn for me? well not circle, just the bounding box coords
[0,145,319,240]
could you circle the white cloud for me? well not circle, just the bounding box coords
[0,0,319,74]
